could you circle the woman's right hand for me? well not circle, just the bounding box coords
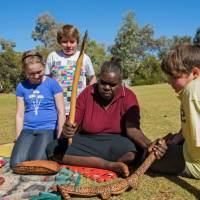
[61,121,78,138]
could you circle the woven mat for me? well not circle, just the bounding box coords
[60,164,117,182]
[0,142,117,183]
[0,158,80,200]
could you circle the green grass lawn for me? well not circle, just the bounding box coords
[0,93,16,143]
[0,84,200,199]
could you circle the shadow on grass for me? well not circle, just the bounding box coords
[147,172,200,199]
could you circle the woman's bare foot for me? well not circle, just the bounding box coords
[108,161,129,177]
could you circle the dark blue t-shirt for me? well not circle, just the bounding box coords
[16,77,62,130]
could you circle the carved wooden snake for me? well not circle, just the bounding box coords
[57,151,156,199]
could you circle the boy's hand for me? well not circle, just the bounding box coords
[164,132,184,145]
[61,121,78,138]
[148,139,167,159]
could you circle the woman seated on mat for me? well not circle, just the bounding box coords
[10,50,66,168]
[48,57,167,177]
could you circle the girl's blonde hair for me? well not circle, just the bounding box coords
[21,50,44,70]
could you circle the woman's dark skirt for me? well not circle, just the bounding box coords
[66,133,137,161]
[47,133,137,162]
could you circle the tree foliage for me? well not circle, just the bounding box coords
[0,38,16,51]
[193,27,200,46]
[0,39,22,92]
[86,39,108,75]
[109,11,161,79]
[1,12,199,92]
[32,13,62,49]
[158,35,192,58]
[132,56,167,85]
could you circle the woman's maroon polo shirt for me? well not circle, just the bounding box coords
[75,84,140,135]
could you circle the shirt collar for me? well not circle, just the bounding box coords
[112,85,125,102]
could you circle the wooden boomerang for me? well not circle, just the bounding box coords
[68,31,88,145]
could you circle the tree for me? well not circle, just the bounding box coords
[109,11,160,79]
[193,27,200,46]
[158,35,192,58]
[86,39,107,75]
[0,38,16,51]
[132,56,166,85]
[32,13,62,49]
[0,38,22,92]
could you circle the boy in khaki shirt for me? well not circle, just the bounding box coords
[151,44,200,179]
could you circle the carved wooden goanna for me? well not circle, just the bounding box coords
[57,152,156,200]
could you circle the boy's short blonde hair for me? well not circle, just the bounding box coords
[161,44,200,77]
[57,24,80,44]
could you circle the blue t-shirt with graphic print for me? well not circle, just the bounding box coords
[16,77,62,130]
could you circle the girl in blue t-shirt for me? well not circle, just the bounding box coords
[10,50,66,168]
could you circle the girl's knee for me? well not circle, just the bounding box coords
[10,157,20,168]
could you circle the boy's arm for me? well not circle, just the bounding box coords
[16,96,24,140]
[54,92,66,138]
[45,62,51,76]
[45,53,53,76]
[173,131,184,144]
[84,54,96,85]
[88,75,96,85]
[165,129,184,145]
